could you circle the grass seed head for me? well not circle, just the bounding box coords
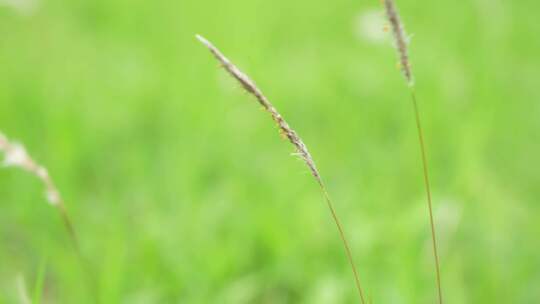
[196,34,321,182]
[0,131,61,206]
[383,0,414,86]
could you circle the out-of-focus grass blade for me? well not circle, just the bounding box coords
[32,257,47,304]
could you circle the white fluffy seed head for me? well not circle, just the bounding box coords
[3,143,32,169]
[0,131,63,207]
[36,166,49,179]
[46,189,60,206]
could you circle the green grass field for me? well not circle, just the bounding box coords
[1,0,539,302]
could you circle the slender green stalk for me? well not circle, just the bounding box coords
[197,34,366,303]
[32,258,47,304]
[410,89,442,304]
[16,274,31,304]
[321,187,366,303]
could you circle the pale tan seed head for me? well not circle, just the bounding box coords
[196,34,321,182]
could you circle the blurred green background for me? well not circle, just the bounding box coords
[1,0,539,302]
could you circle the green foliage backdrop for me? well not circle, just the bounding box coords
[1,0,539,302]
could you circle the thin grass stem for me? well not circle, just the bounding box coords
[410,90,443,304]
[197,34,366,304]
[382,1,443,302]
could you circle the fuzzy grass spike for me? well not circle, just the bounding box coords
[196,34,367,304]
[382,1,443,303]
